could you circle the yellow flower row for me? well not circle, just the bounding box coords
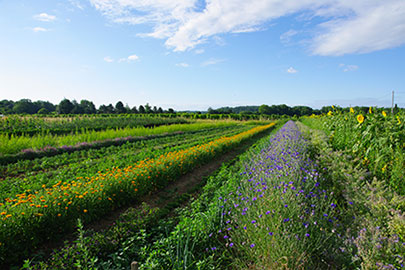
[0,123,275,258]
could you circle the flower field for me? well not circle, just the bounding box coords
[0,121,275,267]
[1,113,403,269]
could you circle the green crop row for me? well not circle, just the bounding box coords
[0,120,241,156]
[0,125,250,201]
[0,123,275,267]
[0,115,189,136]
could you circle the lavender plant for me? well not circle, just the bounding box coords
[210,121,350,269]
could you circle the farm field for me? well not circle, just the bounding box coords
[0,112,403,269]
[0,116,276,268]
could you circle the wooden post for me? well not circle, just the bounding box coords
[131,261,138,270]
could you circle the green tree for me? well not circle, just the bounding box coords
[138,105,145,113]
[58,99,74,114]
[144,103,152,113]
[14,99,38,114]
[80,100,96,114]
[115,101,126,114]
[131,106,138,113]
[258,104,271,115]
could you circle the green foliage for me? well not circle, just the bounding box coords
[302,108,405,194]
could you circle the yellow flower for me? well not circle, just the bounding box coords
[397,116,401,125]
[350,107,354,114]
[382,164,387,173]
[332,105,335,109]
[83,209,88,213]
[369,107,372,114]
[382,111,387,117]
[357,114,364,124]
[327,111,333,116]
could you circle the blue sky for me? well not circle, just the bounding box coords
[0,0,404,111]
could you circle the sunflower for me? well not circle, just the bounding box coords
[382,111,387,117]
[350,107,354,114]
[357,114,364,124]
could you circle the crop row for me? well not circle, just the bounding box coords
[130,120,403,269]
[0,125,250,201]
[0,123,275,266]
[0,120,240,156]
[0,115,189,136]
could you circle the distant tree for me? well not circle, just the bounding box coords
[138,105,145,113]
[98,105,108,114]
[37,108,49,114]
[125,104,131,113]
[292,106,313,116]
[157,107,163,113]
[71,100,84,114]
[14,99,37,114]
[207,107,219,114]
[79,100,96,114]
[34,100,56,113]
[144,103,152,113]
[58,99,74,114]
[0,100,15,114]
[115,101,126,114]
[106,104,115,114]
[168,108,174,113]
[258,104,271,115]
[152,106,158,113]
[131,106,138,114]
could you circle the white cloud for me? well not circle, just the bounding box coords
[339,64,359,72]
[103,56,114,62]
[312,1,405,56]
[33,27,48,32]
[201,58,225,67]
[127,54,139,61]
[118,54,140,63]
[90,0,405,55]
[287,67,298,74]
[176,62,189,67]
[34,13,56,22]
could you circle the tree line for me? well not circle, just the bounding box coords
[0,99,174,115]
[0,99,401,116]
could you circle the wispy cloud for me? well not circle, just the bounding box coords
[118,54,140,63]
[339,63,359,72]
[195,49,205,54]
[201,58,225,67]
[33,13,56,22]
[33,27,48,32]
[90,0,405,55]
[280,29,299,44]
[69,0,85,10]
[287,67,298,74]
[103,56,114,62]
[176,62,189,67]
